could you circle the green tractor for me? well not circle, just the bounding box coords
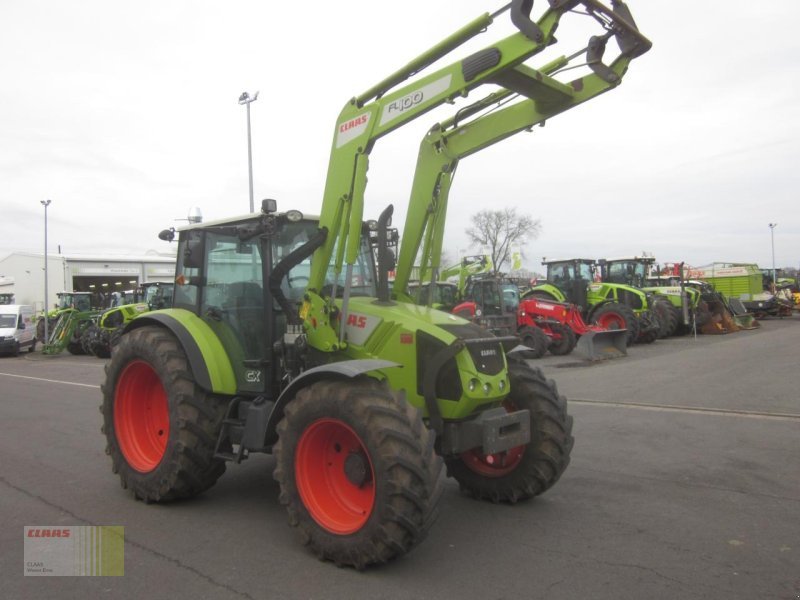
[524,258,659,345]
[100,1,650,568]
[38,291,100,355]
[597,256,711,335]
[84,282,175,358]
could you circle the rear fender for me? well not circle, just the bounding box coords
[522,284,564,302]
[124,310,237,395]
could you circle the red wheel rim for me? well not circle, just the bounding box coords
[295,419,375,535]
[113,360,170,473]
[461,401,525,477]
[596,312,625,330]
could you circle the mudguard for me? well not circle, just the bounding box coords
[261,359,401,446]
[124,310,237,395]
[523,284,565,302]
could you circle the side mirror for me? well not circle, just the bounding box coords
[158,228,176,242]
[183,232,205,269]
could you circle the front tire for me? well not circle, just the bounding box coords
[547,323,577,356]
[445,355,574,503]
[517,325,549,359]
[591,302,639,346]
[273,378,444,569]
[100,326,227,502]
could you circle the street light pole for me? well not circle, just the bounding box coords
[238,91,259,213]
[41,199,52,344]
[768,222,777,293]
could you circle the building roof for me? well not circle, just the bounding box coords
[0,251,175,263]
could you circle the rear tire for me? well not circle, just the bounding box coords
[591,302,638,346]
[517,325,549,359]
[273,378,444,569]
[445,355,574,503]
[100,326,227,502]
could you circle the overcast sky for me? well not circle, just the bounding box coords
[2,1,798,274]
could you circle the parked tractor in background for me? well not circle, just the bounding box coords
[100,1,650,569]
[408,255,491,311]
[597,256,684,338]
[517,296,628,360]
[452,273,626,360]
[84,282,175,358]
[450,273,550,353]
[525,258,659,345]
[38,291,100,355]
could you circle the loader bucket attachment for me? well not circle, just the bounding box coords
[700,299,740,334]
[727,298,760,330]
[575,329,628,361]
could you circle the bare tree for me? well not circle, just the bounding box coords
[465,208,541,275]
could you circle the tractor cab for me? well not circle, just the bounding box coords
[142,281,175,310]
[542,258,595,308]
[170,202,378,395]
[55,291,93,312]
[407,281,459,311]
[597,256,655,288]
[453,274,520,337]
[0,293,14,305]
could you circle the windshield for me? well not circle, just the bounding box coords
[547,261,592,285]
[175,219,377,312]
[145,284,174,309]
[607,261,648,287]
[502,283,520,310]
[409,282,456,306]
[0,314,16,328]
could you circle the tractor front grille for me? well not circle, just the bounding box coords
[439,323,505,376]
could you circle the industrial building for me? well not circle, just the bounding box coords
[0,251,176,311]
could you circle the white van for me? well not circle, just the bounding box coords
[0,305,36,356]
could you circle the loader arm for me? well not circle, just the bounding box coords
[304,0,651,351]
[393,4,651,297]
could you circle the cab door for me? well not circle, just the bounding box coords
[199,233,268,394]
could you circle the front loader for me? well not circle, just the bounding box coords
[100,0,650,569]
[40,291,100,355]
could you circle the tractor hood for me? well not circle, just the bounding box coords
[339,297,510,421]
[341,297,480,347]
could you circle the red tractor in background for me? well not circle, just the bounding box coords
[453,274,627,360]
[517,295,627,360]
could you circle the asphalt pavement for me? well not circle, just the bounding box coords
[2,316,798,600]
